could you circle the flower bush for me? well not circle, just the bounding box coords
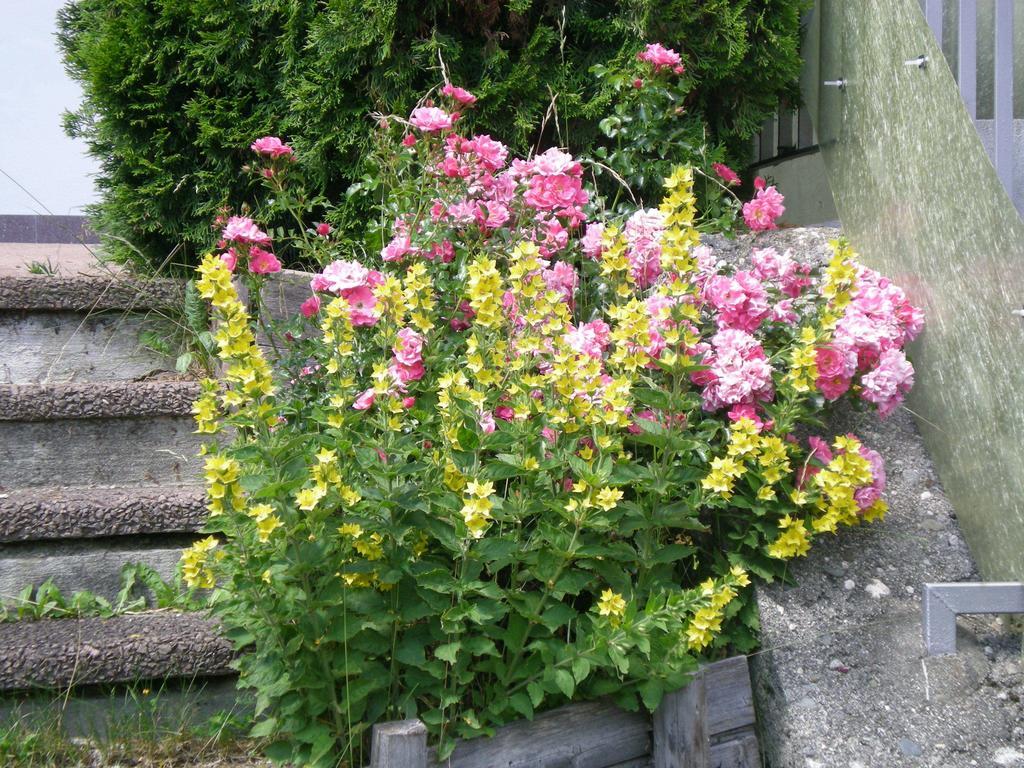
[185,77,922,767]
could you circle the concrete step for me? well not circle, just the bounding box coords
[0,276,184,312]
[0,611,233,691]
[0,380,202,489]
[0,485,206,542]
[0,537,194,604]
[0,276,185,384]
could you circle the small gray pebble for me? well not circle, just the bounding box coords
[899,738,923,757]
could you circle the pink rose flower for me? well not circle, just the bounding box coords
[250,136,294,159]
[402,396,416,409]
[478,411,496,434]
[855,444,886,510]
[393,328,424,368]
[315,222,331,237]
[637,43,683,72]
[222,216,272,246]
[381,234,415,262]
[860,348,915,417]
[441,83,477,106]
[401,133,417,148]
[815,345,857,400]
[409,106,453,132]
[581,222,605,259]
[344,285,381,327]
[495,406,515,421]
[353,389,376,410]
[248,246,282,274]
[300,295,321,318]
[319,260,369,293]
[220,248,238,272]
[742,184,786,231]
[712,162,740,185]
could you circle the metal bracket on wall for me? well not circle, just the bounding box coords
[923,582,1024,655]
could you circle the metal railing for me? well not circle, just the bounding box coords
[922,0,1019,210]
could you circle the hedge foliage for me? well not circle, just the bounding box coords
[58,0,807,270]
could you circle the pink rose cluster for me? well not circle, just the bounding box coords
[381,132,589,263]
[307,259,385,326]
[637,43,685,75]
[624,209,666,288]
[742,178,786,231]
[219,216,281,275]
[816,265,924,416]
[693,329,774,412]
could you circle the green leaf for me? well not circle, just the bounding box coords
[571,656,591,684]
[249,717,279,739]
[527,681,544,708]
[435,642,461,664]
[639,678,665,712]
[508,692,534,719]
[553,668,575,698]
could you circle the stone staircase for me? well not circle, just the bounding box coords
[0,274,232,706]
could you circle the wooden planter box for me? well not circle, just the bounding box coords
[368,657,758,768]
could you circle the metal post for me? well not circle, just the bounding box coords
[992,0,1015,199]
[922,583,1024,655]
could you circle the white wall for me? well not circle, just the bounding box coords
[0,1,98,215]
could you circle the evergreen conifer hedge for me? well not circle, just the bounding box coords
[58,0,807,270]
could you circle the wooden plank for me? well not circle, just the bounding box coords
[435,699,650,768]
[371,719,428,768]
[703,657,755,738]
[653,673,708,768]
[709,732,759,768]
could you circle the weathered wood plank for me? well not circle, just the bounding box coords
[709,732,759,768]
[653,673,708,768]
[434,699,650,768]
[371,719,428,768]
[703,657,755,737]
[368,655,757,768]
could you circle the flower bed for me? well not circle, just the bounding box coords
[182,70,923,767]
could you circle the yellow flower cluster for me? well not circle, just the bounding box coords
[658,167,701,274]
[461,480,495,538]
[597,589,627,626]
[181,536,221,589]
[403,261,436,332]
[195,254,275,412]
[192,379,222,435]
[766,514,811,559]
[466,256,505,329]
[785,326,819,394]
[247,502,282,543]
[564,480,623,516]
[820,239,858,325]
[809,435,883,532]
[597,226,635,300]
[204,454,244,516]
[685,566,749,650]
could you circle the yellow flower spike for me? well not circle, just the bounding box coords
[181,536,220,589]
